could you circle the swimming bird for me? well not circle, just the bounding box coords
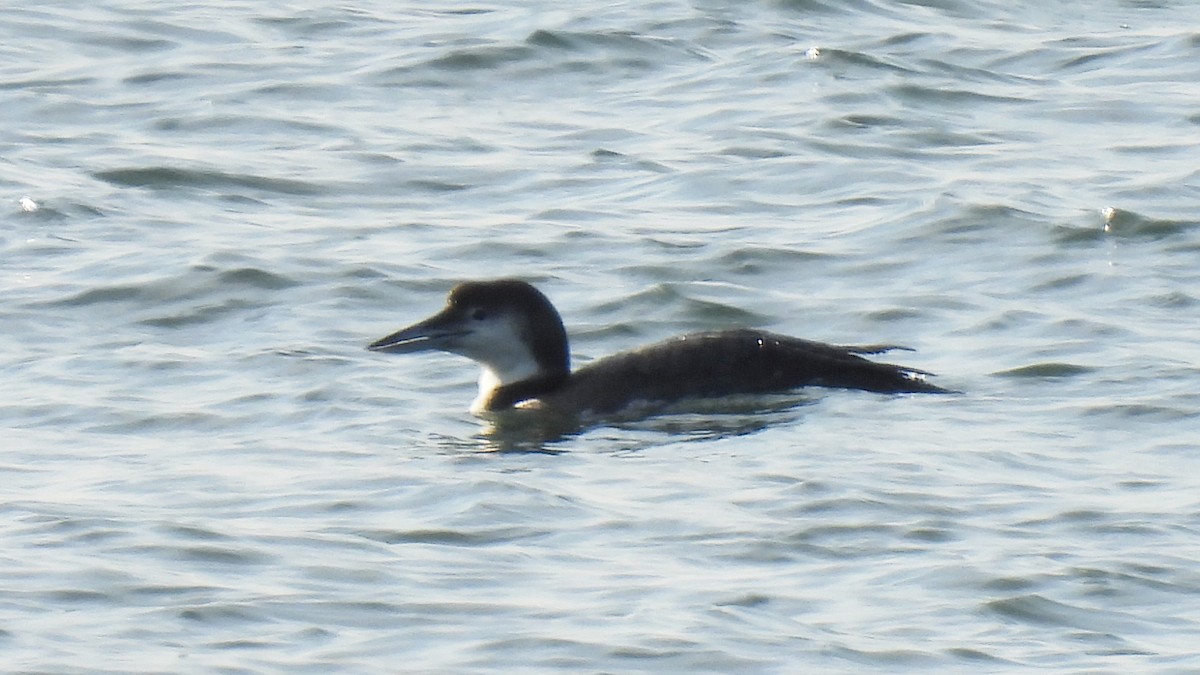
[367,279,950,416]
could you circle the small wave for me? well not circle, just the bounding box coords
[1101,207,1196,239]
[424,45,536,72]
[49,266,298,309]
[356,526,542,546]
[94,166,325,196]
[217,267,299,291]
[994,363,1095,378]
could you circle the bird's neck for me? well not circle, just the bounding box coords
[472,367,568,412]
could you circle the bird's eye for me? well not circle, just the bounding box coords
[471,308,488,321]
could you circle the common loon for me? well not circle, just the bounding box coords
[367,279,950,415]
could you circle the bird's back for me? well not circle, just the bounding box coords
[541,329,947,415]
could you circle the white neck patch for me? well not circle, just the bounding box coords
[470,362,545,414]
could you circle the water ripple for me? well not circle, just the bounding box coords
[5,1,1200,672]
[94,167,326,196]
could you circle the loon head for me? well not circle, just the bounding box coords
[367,279,570,412]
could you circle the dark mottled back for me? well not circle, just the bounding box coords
[550,329,949,414]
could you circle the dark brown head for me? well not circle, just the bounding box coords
[367,280,570,409]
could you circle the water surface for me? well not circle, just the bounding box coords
[4,1,1200,672]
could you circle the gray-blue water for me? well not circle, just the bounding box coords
[4,1,1200,672]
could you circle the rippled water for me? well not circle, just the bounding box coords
[4,1,1200,672]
